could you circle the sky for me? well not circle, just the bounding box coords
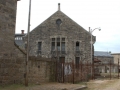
[15,0,120,53]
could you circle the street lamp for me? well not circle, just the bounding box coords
[89,27,101,79]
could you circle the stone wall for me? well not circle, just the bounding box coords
[111,53,120,64]
[0,0,57,85]
[0,0,18,56]
[94,56,114,64]
[94,56,115,73]
[0,53,57,85]
[0,0,26,85]
[0,48,26,85]
[28,57,56,84]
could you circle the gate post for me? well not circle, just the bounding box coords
[110,60,111,80]
[81,61,82,81]
[118,58,119,79]
[63,63,64,83]
[72,61,75,84]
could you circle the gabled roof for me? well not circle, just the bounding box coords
[31,10,91,36]
[94,51,113,57]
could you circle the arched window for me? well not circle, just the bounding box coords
[56,19,62,26]
[38,42,42,54]
[76,41,79,51]
[56,19,62,29]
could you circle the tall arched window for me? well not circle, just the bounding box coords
[76,41,80,51]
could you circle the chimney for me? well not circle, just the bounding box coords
[89,27,90,32]
[21,30,24,34]
[58,3,60,11]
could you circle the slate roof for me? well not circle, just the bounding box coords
[15,34,26,48]
[94,51,113,57]
[15,40,25,46]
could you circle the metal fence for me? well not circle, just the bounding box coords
[55,60,120,83]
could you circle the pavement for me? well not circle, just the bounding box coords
[28,82,87,90]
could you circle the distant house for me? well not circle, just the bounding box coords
[111,53,120,72]
[94,51,114,73]
[111,53,120,64]
[15,30,26,49]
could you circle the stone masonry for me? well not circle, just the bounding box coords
[0,0,26,85]
[0,1,59,85]
[25,6,96,63]
[94,55,114,73]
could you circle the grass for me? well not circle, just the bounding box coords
[0,84,27,90]
[0,84,37,90]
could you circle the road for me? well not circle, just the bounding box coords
[86,79,120,90]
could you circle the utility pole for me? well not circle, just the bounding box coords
[89,27,101,79]
[25,0,32,86]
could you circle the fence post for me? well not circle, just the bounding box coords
[91,59,94,80]
[55,59,58,82]
[63,63,64,83]
[118,58,119,79]
[87,61,88,81]
[110,60,111,80]
[72,61,74,84]
[81,61,82,81]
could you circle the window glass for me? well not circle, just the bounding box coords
[57,38,60,42]
[51,37,65,52]
[76,42,79,51]
[51,42,55,51]
[52,38,55,42]
[61,42,65,51]
[62,38,65,42]
[38,42,41,51]
[57,42,60,51]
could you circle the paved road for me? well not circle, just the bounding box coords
[86,79,120,90]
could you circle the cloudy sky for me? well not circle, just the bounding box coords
[15,0,120,53]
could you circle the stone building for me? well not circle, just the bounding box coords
[111,53,120,72]
[15,30,26,48]
[26,3,96,63]
[0,0,56,85]
[94,51,114,73]
[111,53,120,64]
[0,0,26,85]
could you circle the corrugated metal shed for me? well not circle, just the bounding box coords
[94,51,113,57]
